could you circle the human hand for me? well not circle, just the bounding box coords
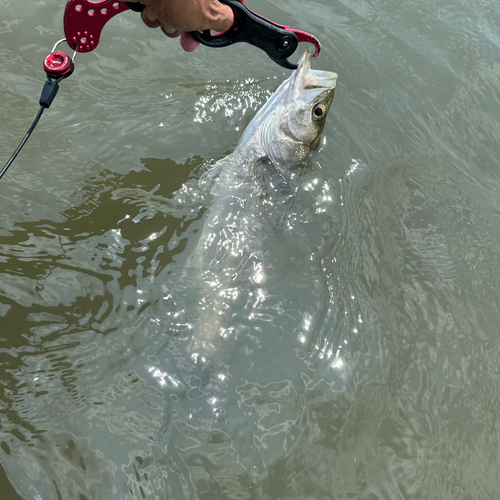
[122,0,238,52]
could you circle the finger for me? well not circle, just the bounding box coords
[180,32,200,52]
[160,24,182,38]
[140,8,161,29]
[206,3,235,33]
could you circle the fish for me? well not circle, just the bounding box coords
[135,47,340,486]
[181,48,338,361]
[154,47,339,483]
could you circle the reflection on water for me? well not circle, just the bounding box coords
[2,0,500,498]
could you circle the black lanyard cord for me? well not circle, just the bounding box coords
[0,73,69,181]
[0,105,46,181]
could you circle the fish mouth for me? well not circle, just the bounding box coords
[288,49,337,113]
[293,49,338,98]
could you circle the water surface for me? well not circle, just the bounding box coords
[1,0,500,498]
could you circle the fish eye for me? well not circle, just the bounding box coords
[313,104,326,121]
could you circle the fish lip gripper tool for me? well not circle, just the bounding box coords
[63,0,321,69]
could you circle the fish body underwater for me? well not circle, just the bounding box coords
[2,50,339,500]
[184,48,338,360]
[140,47,340,489]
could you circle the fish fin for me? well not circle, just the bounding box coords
[199,155,239,195]
[253,156,294,199]
[252,156,296,234]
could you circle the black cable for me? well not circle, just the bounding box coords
[1,72,66,181]
[0,105,46,181]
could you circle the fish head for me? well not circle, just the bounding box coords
[262,49,338,169]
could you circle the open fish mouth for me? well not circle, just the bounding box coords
[296,49,338,91]
[283,49,338,114]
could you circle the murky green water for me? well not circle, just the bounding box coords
[2,0,500,498]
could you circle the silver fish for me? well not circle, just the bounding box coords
[183,48,338,360]
[140,48,340,484]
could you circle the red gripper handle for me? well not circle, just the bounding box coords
[64,0,130,53]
